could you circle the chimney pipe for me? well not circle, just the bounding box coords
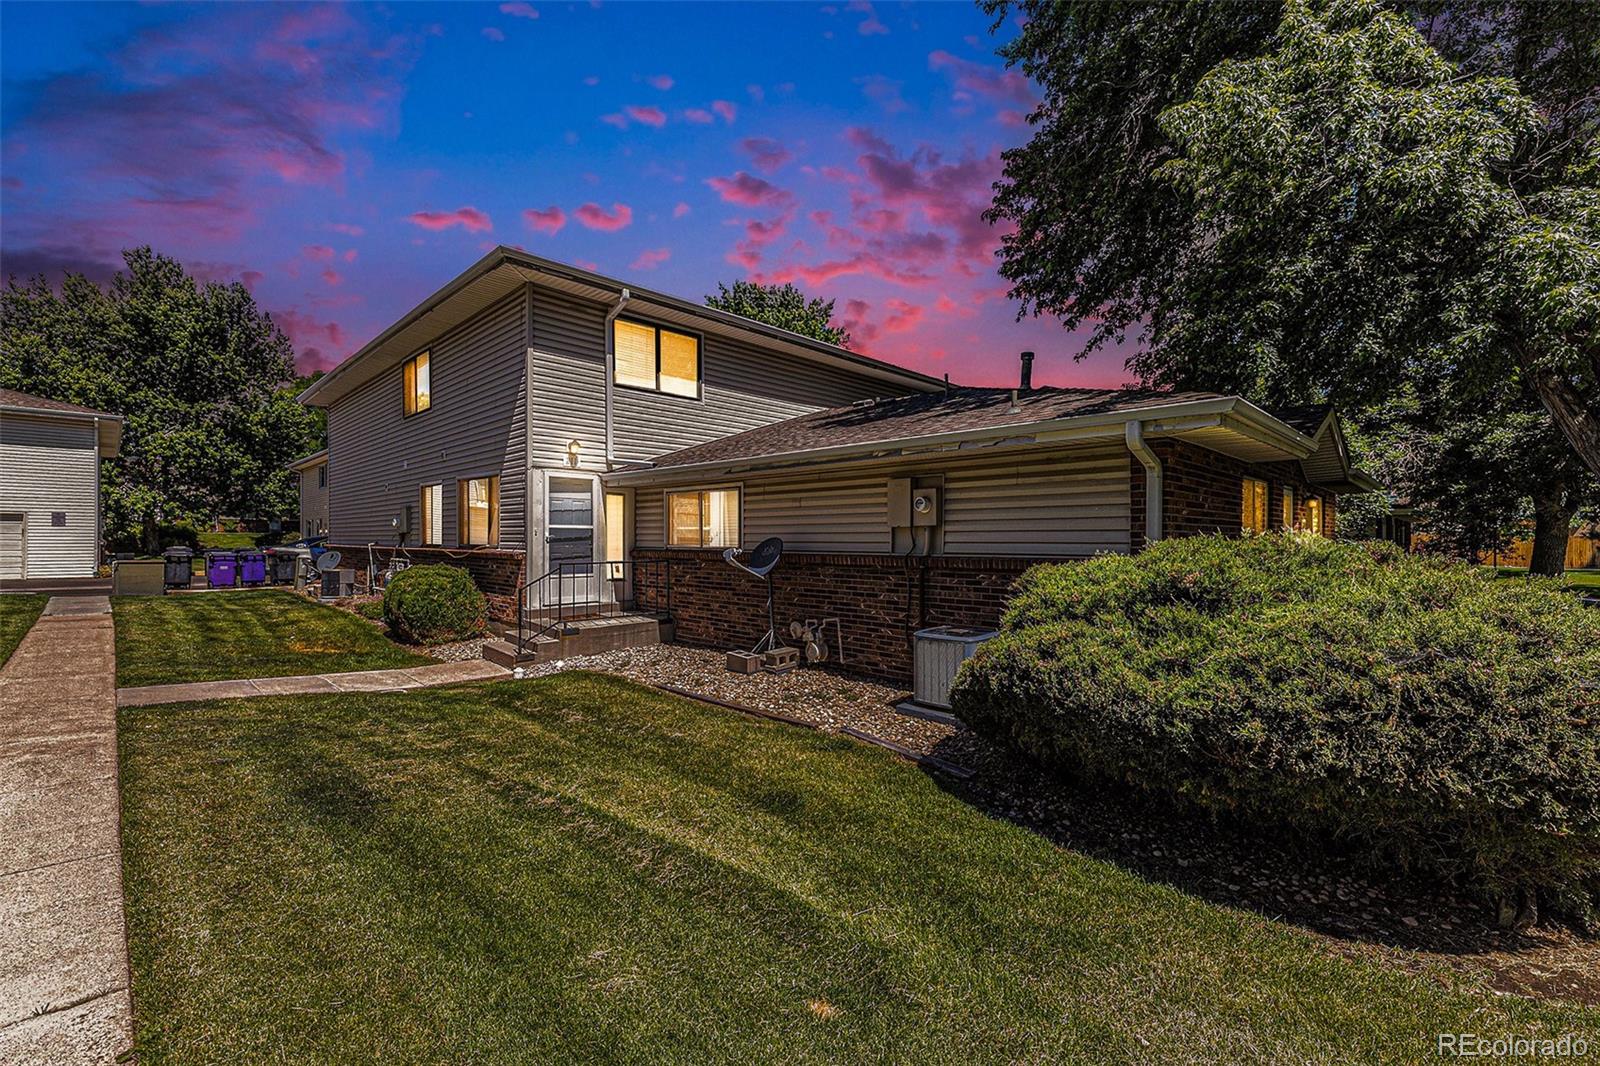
[1019,350,1034,391]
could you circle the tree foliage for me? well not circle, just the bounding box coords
[0,248,323,550]
[987,0,1600,478]
[705,280,850,347]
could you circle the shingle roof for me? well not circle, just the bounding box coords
[1262,405,1332,436]
[0,388,119,420]
[644,386,1226,469]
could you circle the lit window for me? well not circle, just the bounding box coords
[1306,497,1324,537]
[604,492,627,579]
[1282,486,1294,530]
[458,475,498,546]
[404,351,431,416]
[419,484,443,546]
[613,319,700,397]
[666,488,739,548]
[1241,478,1268,534]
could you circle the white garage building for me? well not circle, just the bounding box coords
[0,389,123,581]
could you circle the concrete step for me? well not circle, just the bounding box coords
[485,613,670,667]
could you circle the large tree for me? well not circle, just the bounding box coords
[705,280,851,347]
[1,248,323,551]
[987,0,1600,479]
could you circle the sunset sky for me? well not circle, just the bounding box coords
[1,1,1134,388]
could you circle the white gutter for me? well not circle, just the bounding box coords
[602,287,631,469]
[1124,421,1163,544]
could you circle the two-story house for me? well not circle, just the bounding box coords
[298,248,1375,681]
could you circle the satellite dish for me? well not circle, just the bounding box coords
[316,549,342,572]
[723,537,785,655]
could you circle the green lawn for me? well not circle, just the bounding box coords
[112,590,432,687]
[117,674,1596,1063]
[0,594,47,668]
[1489,567,1600,591]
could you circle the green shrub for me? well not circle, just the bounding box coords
[951,535,1600,921]
[382,565,487,644]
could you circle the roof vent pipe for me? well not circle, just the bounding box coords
[1007,388,1021,414]
[1019,351,1034,391]
[1125,421,1163,544]
[602,287,632,468]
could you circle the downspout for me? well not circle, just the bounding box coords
[1125,421,1162,546]
[602,287,631,470]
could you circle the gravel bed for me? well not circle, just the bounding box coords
[522,642,1599,1005]
[426,637,489,663]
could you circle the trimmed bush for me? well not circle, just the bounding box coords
[382,565,487,644]
[951,535,1600,921]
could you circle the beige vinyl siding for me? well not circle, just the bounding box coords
[0,412,101,577]
[528,286,915,468]
[631,443,1131,558]
[325,291,527,547]
[298,461,328,537]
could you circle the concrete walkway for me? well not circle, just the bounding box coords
[0,596,133,1065]
[117,657,508,708]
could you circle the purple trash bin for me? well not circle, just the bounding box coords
[238,550,268,586]
[205,550,238,589]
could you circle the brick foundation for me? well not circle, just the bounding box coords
[633,549,1040,684]
[329,544,527,625]
[1131,440,1336,551]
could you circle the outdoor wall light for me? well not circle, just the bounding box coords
[566,439,582,467]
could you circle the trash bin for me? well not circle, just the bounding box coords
[267,548,304,585]
[162,546,193,589]
[205,550,238,589]
[238,550,268,586]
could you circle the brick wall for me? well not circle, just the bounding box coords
[632,549,1038,684]
[329,544,527,624]
[1130,440,1336,551]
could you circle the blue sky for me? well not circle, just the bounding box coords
[1,1,1133,386]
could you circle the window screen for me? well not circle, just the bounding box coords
[1241,478,1268,534]
[419,484,443,545]
[666,489,739,548]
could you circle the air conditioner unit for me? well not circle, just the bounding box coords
[912,625,997,711]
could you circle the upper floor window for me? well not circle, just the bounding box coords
[419,484,443,546]
[1241,477,1268,534]
[667,488,739,548]
[614,319,700,398]
[404,351,431,416]
[317,465,327,489]
[458,475,498,547]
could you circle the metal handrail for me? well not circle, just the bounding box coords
[514,557,671,651]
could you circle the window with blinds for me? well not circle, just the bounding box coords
[419,484,443,546]
[458,475,498,546]
[1306,496,1324,537]
[403,351,431,416]
[613,318,700,397]
[666,488,739,548]
[1241,477,1268,534]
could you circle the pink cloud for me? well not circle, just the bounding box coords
[647,74,674,90]
[683,108,714,125]
[928,50,1035,107]
[672,201,691,218]
[522,205,566,234]
[328,222,364,236]
[740,137,792,173]
[600,112,629,129]
[856,75,908,115]
[407,206,493,233]
[302,244,335,261]
[273,307,349,372]
[706,171,792,208]
[624,104,667,128]
[848,0,889,35]
[630,247,671,270]
[482,26,506,42]
[342,248,358,262]
[711,99,737,123]
[499,1,539,17]
[240,270,264,290]
[574,202,632,231]
[320,267,343,286]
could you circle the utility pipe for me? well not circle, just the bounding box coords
[1125,420,1163,545]
[602,287,632,469]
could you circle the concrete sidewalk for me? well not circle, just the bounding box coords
[117,657,508,707]
[0,596,133,1065]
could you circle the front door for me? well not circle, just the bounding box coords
[546,476,599,608]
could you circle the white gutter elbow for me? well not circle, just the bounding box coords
[1125,420,1163,545]
[603,287,631,469]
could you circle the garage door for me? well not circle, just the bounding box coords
[0,513,24,581]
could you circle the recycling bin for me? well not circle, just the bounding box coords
[238,550,268,586]
[204,550,238,589]
[162,546,193,589]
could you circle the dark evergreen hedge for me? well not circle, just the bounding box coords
[951,536,1600,922]
[382,565,487,644]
